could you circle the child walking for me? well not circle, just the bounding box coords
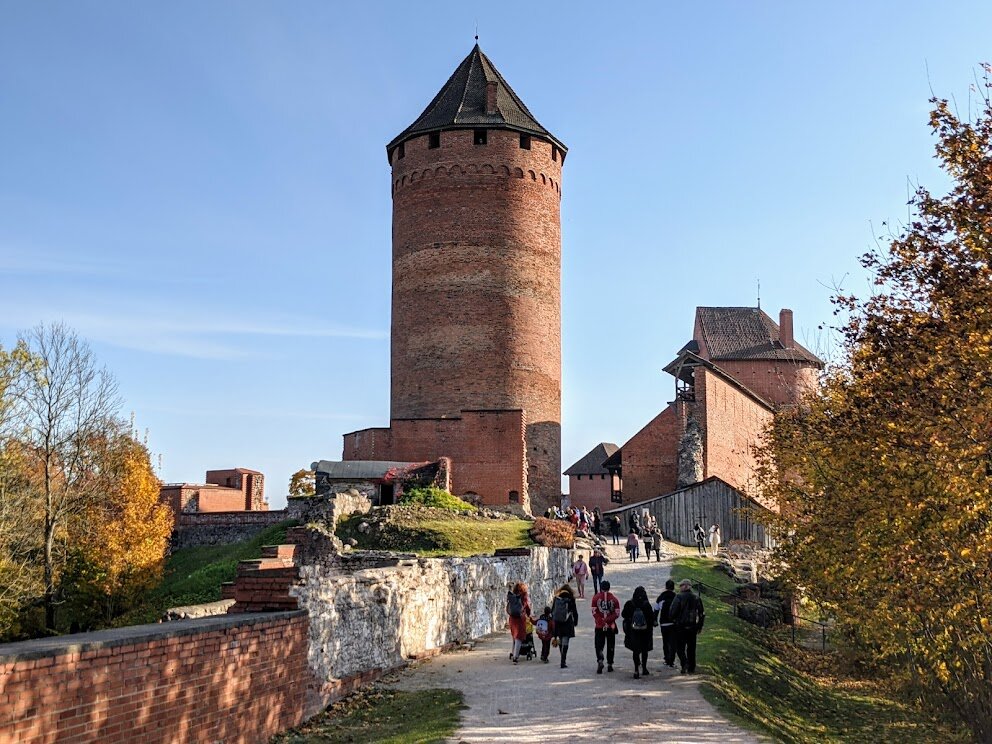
[535,605,554,663]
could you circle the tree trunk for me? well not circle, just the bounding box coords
[43,460,55,632]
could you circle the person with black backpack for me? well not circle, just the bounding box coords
[621,585,657,678]
[655,579,678,667]
[668,578,705,674]
[551,584,578,668]
[506,582,532,664]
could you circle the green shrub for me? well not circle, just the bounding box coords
[399,487,474,511]
[530,517,574,548]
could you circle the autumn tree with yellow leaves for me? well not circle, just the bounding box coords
[757,69,992,740]
[0,324,173,638]
[64,433,173,628]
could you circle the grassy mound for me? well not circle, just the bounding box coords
[398,486,474,511]
[118,520,296,626]
[272,686,464,744]
[336,506,534,557]
[673,557,965,743]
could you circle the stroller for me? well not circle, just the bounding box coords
[518,631,536,660]
[509,618,536,661]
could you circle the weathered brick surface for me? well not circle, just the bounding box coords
[567,473,614,514]
[695,369,774,503]
[0,613,312,744]
[712,359,819,407]
[344,409,527,510]
[618,403,686,505]
[388,129,563,510]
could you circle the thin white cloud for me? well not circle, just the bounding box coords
[140,404,371,421]
[0,304,387,360]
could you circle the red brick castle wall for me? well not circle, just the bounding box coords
[344,409,527,509]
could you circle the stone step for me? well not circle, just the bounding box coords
[260,544,297,559]
[237,557,296,575]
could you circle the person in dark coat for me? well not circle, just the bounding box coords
[655,579,678,667]
[692,523,707,556]
[628,512,641,535]
[621,585,657,678]
[551,584,579,669]
[610,515,622,545]
[669,578,705,673]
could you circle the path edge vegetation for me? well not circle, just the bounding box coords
[750,66,992,741]
[672,558,965,743]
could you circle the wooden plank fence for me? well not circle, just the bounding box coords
[603,477,775,548]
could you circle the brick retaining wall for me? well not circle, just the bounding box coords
[0,612,312,744]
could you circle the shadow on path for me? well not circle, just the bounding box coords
[388,544,765,743]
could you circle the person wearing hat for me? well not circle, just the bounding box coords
[668,578,705,674]
[588,548,608,595]
[590,579,621,674]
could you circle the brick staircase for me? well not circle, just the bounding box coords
[225,542,301,613]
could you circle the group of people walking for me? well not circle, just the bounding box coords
[506,570,706,678]
[692,522,722,556]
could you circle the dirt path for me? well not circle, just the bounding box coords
[387,544,764,743]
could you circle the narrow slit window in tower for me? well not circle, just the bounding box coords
[397,142,405,160]
[428,132,440,149]
[474,129,487,145]
[551,146,558,162]
[519,134,531,150]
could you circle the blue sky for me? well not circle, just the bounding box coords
[2,2,989,507]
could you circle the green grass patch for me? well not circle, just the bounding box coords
[673,557,964,743]
[398,486,474,511]
[337,508,534,557]
[118,520,297,625]
[272,687,464,743]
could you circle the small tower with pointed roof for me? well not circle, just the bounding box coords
[384,44,566,511]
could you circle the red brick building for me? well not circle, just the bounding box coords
[563,442,618,514]
[160,467,267,525]
[606,307,823,509]
[341,45,566,513]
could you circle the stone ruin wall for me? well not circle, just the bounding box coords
[170,509,289,550]
[0,487,570,744]
[291,542,571,697]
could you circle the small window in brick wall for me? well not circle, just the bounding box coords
[519,134,531,150]
[551,146,558,162]
[508,490,519,503]
[474,129,487,145]
[428,132,440,149]
[397,142,405,160]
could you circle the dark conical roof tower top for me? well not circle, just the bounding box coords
[387,44,566,156]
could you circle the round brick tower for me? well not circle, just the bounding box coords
[386,45,566,511]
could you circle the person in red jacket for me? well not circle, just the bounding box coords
[591,579,621,674]
[506,582,533,664]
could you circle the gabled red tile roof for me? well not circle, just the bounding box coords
[695,307,823,367]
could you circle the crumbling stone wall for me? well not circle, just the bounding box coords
[170,510,288,550]
[677,415,704,488]
[286,490,373,532]
[288,535,570,709]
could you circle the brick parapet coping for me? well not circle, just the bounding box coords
[0,610,306,663]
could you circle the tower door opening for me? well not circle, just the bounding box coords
[379,483,395,505]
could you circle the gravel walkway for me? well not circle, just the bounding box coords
[387,544,764,743]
